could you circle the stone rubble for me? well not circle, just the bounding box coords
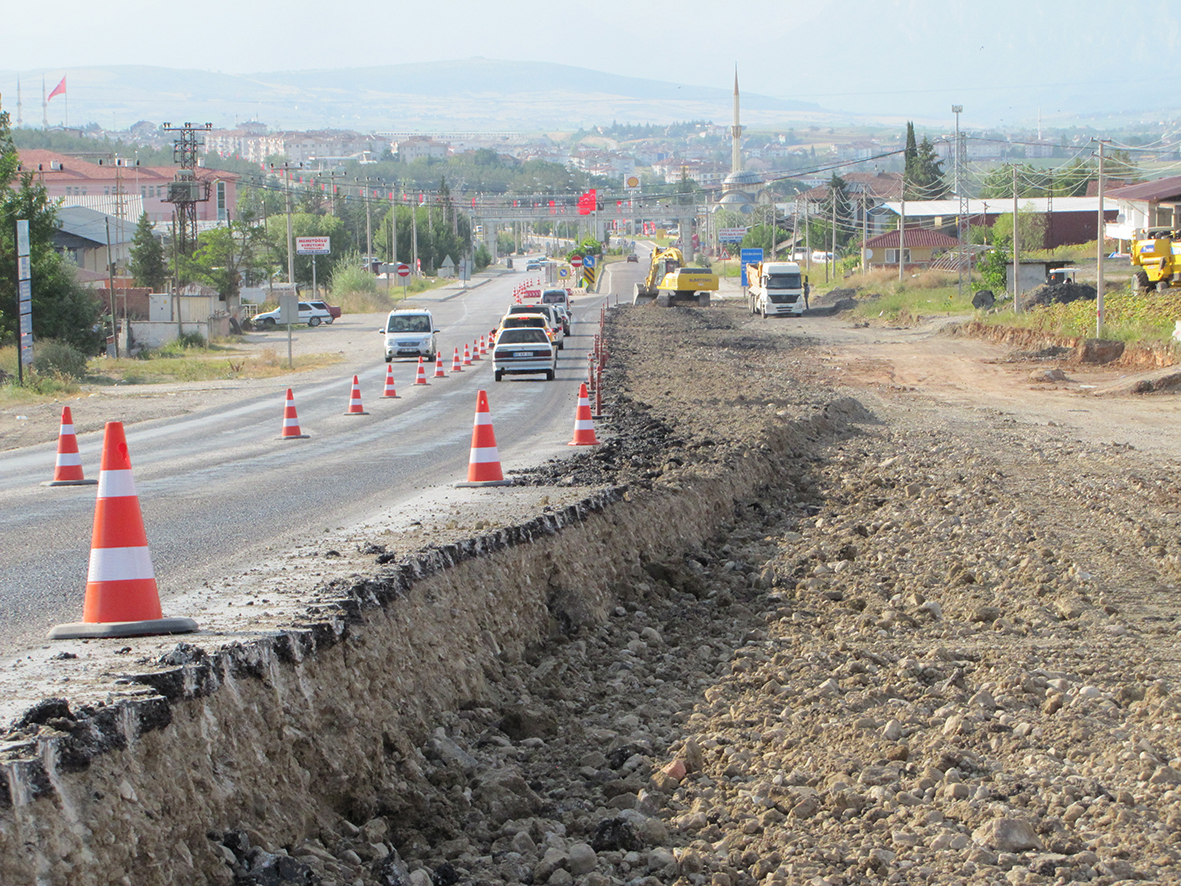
[206,303,1181,885]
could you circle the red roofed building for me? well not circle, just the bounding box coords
[15,150,238,224]
[862,228,961,270]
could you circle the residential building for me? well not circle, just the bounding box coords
[17,149,238,224]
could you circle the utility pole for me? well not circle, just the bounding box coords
[862,192,869,272]
[952,104,967,300]
[1012,165,1021,313]
[105,217,120,358]
[899,192,906,283]
[830,190,837,283]
[1096,139,1108,337]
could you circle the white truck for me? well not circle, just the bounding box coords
[746,261,808,317]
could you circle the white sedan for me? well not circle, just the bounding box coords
[492,327,557,382]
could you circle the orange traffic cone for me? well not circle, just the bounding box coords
[43,406,97,487]
[383,364,398,398]
[568,383,600,446]
[433,350,445,378]
[278,388,309,439]
[344,375,368,415]
[463,344,473,366]
[452,347,463,372]
[457,390,510,487]
[415,356,428,385]
[475,336,486,358]
[49,422,198,639]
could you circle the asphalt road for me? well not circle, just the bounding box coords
[0,264,608,654]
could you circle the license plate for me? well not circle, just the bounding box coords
[513,351,530,358]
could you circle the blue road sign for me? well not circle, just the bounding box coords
[739,247,764,287]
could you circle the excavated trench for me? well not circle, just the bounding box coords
[0,307,864,885]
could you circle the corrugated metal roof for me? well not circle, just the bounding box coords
[880,197,1112,217]
[59,194,146,219]
[55,206,137,245]
[864,229,960,248]
[1106,175,1181,203]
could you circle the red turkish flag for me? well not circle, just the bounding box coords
[47,77,66,101]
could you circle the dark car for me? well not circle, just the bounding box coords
[626,253,639,263]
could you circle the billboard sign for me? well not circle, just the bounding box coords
[295,236,331,255]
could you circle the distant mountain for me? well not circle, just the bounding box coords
[0,59,831,133]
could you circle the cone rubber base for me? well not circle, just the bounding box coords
[343,411,370,416]
[277,434,310,440]
[41,478,99,487]
[49,616,199,640]
[455,479,513,488]
[568,440,599,447]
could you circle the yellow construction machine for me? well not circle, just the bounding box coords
[1130,228,1181,291]
[632,247,719,307]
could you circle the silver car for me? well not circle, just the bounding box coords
[382,309,438,362]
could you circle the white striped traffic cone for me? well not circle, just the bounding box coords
[43,405,97,487]
[463,344,473,366]
[383,364,398,398]
[278,388,309,439]
[434,350,446,378]
[452,347,463,373]
[49,422,198,639]
[415,357,428,385]
[457,390,510,487]
[568,383,600,446]
[344,375,368,415]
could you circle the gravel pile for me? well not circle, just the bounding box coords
[214,304,1181,885]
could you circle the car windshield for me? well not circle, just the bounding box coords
[502,316,547,329]
[767,273,802,288]
[387,316,430,333]
[497,328,549,344]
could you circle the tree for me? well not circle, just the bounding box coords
[129,213,168,290]
[903,123,946,199]
[0,107,102,354]
[992,204,1048,251]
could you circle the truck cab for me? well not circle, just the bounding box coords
[747,261,807,317]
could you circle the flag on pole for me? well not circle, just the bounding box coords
[47,77,66,101]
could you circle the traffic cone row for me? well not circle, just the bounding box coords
[43,359,601,641]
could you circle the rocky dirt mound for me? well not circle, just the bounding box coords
[1020,281,1096,313]
[209,303,1181,885]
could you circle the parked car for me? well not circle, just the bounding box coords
[504,302,564,348]
[380,309,438,362]
[306,299,341,320]
[492,327,557,382]
[253,302,333,328]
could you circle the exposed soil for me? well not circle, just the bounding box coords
[10,296,1181,885]
[198,302,1181,886]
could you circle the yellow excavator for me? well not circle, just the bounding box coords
[632,247,719,307]
[1130,228,1181,291]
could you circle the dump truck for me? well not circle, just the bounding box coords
[745,260,808,317]
[1130,228,1181,291]
[633,247,719,307]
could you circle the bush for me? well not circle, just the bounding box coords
[330,253,378,295]
[33,341,90,379]
[177,330,207,349]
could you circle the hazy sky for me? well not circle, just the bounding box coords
[4,0,1177,126]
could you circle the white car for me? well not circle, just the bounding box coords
[253,302,333,327]
[505,302,565,349]
[493,327,557,382]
